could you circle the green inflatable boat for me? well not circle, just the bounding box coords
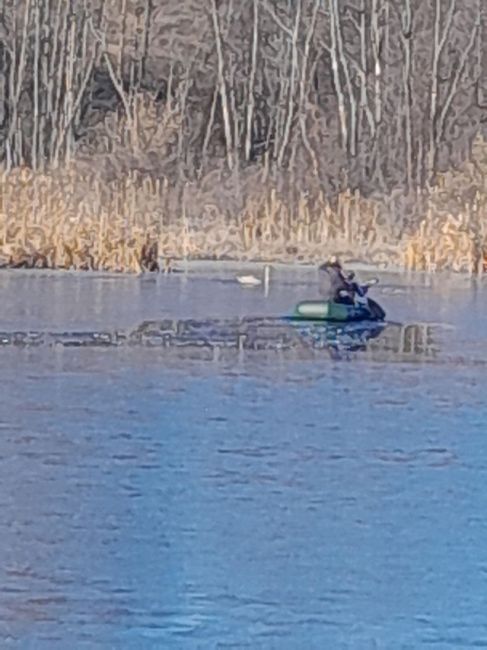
[291,298,386,322]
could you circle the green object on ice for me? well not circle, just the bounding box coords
[291,300,384,322]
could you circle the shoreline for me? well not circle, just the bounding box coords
[0,256,414,277]
[0,256,482,285]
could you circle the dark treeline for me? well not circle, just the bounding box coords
[0,0,486,196]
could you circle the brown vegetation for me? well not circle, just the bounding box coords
[0,0,486,273]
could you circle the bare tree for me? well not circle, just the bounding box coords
[0,0,484,200]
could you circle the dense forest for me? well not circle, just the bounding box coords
[0,0,486,272]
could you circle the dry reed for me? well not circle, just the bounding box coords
[0,159,486,274]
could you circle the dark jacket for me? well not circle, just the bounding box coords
[318,262,351,302]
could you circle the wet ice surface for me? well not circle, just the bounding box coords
[1,267,487,649]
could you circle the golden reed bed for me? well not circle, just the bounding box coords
[0,166,485,275]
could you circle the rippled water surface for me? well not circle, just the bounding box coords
[1,267,487,649]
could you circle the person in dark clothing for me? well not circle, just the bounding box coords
[318,257,355,304]
[345,271,367,299]
[318,259,386,319]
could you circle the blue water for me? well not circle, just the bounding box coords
[1,267,487,649]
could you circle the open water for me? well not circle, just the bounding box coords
[1,265,487,649]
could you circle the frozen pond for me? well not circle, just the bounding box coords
[1,266,487,649]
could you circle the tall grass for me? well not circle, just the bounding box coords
[0,144,486,274]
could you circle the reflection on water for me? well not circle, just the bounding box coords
[0,318,440,363]
[1,272,487,649]
[365,322,439,361]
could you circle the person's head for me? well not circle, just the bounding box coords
[346,271,355,281]
[319,257,342,278]
[319,255,341,270]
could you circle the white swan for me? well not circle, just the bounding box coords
[236,264,271,290]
